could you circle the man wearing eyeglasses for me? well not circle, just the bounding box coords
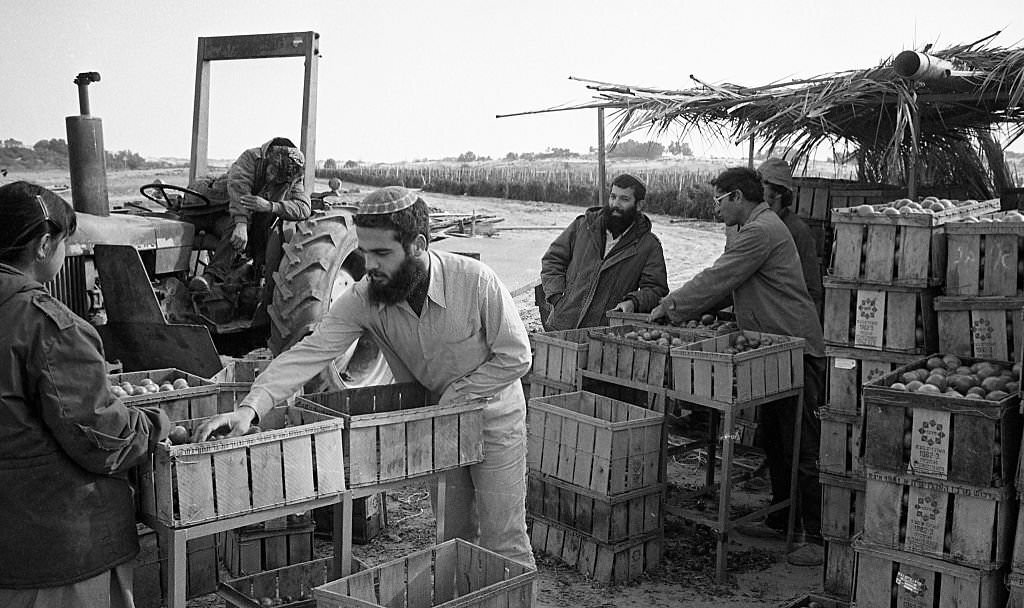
[540,174,668,330]
[650,166,826,567]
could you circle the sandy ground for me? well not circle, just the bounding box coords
[9,169,823,607]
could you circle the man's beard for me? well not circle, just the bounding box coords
[366,254,428,305]
[604,205,637,238]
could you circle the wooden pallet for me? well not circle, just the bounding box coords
[667,331,805,408]
[862,470,1015,568]
[528,518,662,584]
[299,383,485,488]
[137,402,347,528]
[819,408,865,477]
[133,524,218,608]
[862,358,1022,487]
[222,523,315,577]
[220,556,365,608]
[526,391,663,496]
[820,473,865,601]
[530,328,590,389]
[935,296,1024,363]
[825,347,920,414]
[829,199,999,287]
[823,280,939,353]
[313,539,536,608]
[526,471,663,544]
[110,368,224,420]
[945,214,1024,296]
[852,539,1007,608]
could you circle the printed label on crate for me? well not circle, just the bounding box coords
[903,485,948,555]
[854,289,886,349]
[970,315,998,360]
[833,357,857,370]
[896,570,927,597]
[908,409,951,479]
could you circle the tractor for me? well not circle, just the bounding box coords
[50,32,388,389]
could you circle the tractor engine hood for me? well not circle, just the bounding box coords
[67,212,195,274]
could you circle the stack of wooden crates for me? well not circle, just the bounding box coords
[819,199,1000,602]
[525,390,665,583]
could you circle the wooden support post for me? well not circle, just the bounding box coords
[598,107,607,207]
[748,135,755,170]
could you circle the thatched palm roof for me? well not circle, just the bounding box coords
[503,32,1024,193]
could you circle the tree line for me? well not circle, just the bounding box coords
[1,137,176,171]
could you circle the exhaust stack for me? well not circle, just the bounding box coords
[66,72,110,216]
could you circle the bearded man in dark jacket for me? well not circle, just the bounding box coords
[540,174,669,330]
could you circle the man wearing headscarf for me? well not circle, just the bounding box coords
[181,137,312,292]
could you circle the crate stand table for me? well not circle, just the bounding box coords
[665,332,807,582]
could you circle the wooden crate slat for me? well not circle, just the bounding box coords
[212,447,250,517]
[314,429,346,495]
[282,435,315,502]
[406,417,434,477]
[250,441,285,511]
[348,427,379,487]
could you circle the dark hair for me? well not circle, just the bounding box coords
[611,174,646,202]
[711,167,764,203]
[267,137,297,148]
[0,181,78,264]
[764,182,793,207]
[353,198,431,249]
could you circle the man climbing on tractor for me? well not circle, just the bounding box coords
[179,137,312,293]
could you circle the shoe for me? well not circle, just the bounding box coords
[188,275,212,294]
[734,520,785,540]
[786,543,824,567]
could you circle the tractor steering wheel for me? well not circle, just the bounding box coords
[140,183,211,211]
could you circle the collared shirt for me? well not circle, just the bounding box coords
[604,222,634,257]
[240,250,532,417]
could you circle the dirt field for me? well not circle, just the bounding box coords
[9,168,824,607]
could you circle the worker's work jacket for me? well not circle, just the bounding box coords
[660,203,825,356]
[0,264,169,588]
[541,207,668,330]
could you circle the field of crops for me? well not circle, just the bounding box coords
[321,160,723,219]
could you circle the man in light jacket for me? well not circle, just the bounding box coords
[541,174,668,330]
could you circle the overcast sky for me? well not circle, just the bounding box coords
[1,0,1021,163]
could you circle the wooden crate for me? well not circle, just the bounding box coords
[862,357,1022,487]
[137,402,347,528]
[945,214,1024,296]
[605,310,738,335]
[529,518,662,584]
[780,592,850,608]
[823,280,939,354]
[821,473,864,600]
[667,331,805,407]
[220,556,365,608]
[210,356,274,412]
[861,470,1016,568]
[819,407,865,477]
[935,296,1024,363]
[829,199,998,287]
[313,493,388,545]
[792,178,903,221]
[582,325,714,401]
[528,373,579,399]
[1010,497,1024,571]
[527,391,663,496]
[826,347,920,414]
[109,368,224,419]
[1008,571,1024,608]
[852,540,1007,608]
[526,471,663,544]
[223,523,315,577]
[529,328,590,391]
[133,524,219,608]
[299,383,485,488]
[313,538,536,608]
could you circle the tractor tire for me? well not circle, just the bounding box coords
[268,209,391,389]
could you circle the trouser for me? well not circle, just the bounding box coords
[0,562,135,608]
[758,354,825,541]
[430,383,536,568]
[184,211,277,281]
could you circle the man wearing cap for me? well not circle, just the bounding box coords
[541,173,669,330]
[758,158,824,318]
[649,167,826,567]
[194,186,536,568]
[182,137,312,292]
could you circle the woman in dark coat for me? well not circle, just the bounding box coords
[0,181,170,607]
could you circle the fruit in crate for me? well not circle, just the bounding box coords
[620,328,686,346]
[838,197,989,217]
[887,355,1019,400]
[109,377,191,397]
[168,425,190,445]
[679,314,738,332]
[721,331,781,354]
